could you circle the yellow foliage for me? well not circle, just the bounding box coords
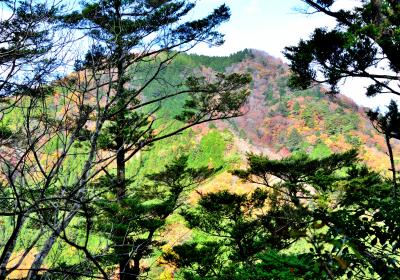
[361,147,390,175]
[188,171,257,204]
[159,266,175,280]
[306,134,318,145]
[7,250,43,279]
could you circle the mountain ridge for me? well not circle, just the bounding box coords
[179,49,398,172]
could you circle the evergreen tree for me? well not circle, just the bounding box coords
[269,1,400,278]
[292,101,301,115]
[25,1,250,279]
[301,106,315,128]
[284,1,400,97]
[93,156,215,279]
[0,0,60,97]
[287,128,302,152]
[367,100,400,196]
[166,150,400,279]
[277,100,289,116]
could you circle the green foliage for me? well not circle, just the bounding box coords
[92,155,216,276]
[168,149,400,279]
[345,134,362,148]
[325,110,359,135]
[134,50,251,121]
[0,126,13,140]
[188,49,251,72]
[234,150,358,200]
[283,1,400,96]
[124,127,232,193]
[280,3,400,277]
[176,73,251,123]
[277,77,288,97]
[310,141,332,159]
[367,99,400,196]
[167,151,354,278]
[301,105,315,128]
[189,130,228,169]
[165,189,309,279]
[232,250,324,280]
[263,84,276,105]
[0,1,58,97]
[298,99,359,135]
[276,101,289,117]
[292,101,301,115]
[368,100,400,139]
[287,128,303,152]
[0,1,251,279]
[0,106,24,131]
[208,123,217,129]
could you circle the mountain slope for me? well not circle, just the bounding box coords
[1,49,398,279]
[179,49,398,173]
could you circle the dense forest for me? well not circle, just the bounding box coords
[0,0,399,279]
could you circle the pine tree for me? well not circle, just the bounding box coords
[0,0,59,97]
[276,1,400,277]
[26,1,250,279]
[167,150,400,278]
[93,156,215,279]
[292,101,301,115]
[368,100,400,197]
[284,1,400,96]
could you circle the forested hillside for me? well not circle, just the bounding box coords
[1,47,399,280]
[151,49,399,172]
[1,1,400,279]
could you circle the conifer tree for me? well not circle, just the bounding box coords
[277,2,400,277]
[283,0,400,194]
[165,150,355,278]
[284,0,400,97]
[0,0,60,97]
[167,150,400,279]
[287,128,302,152]
[94,156,215,279]
[368,100,400,196]
[25,1,250,279]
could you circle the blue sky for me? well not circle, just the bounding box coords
[190,0,335,59]
[1,0,396,109]
[190,0,399,109]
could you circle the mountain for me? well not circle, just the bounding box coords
[138,49,399,278]
[158,49,398,173]
[2,49,398,279]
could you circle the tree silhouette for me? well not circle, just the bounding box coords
[284,0,400,97]
[368,100,400,196]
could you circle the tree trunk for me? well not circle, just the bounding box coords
[0,214,25,280]
[385,134,397,197]
[112,3,132,275]
[116,133,126,200]
[131,257,141,280]
[25,95,104,279]
[119,255,137,280]
[27,209,77,280]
